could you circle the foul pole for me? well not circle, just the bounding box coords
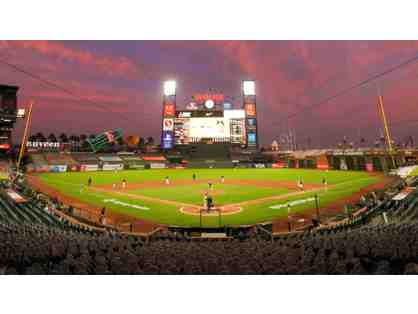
[16,102,33,173]
[377,95,396,168]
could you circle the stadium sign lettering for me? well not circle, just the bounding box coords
[193,93,224,104]
[270,197,315,210]
[27,141,60,148]
[103,199,150,210]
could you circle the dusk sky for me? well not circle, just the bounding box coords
[1,40,418,147]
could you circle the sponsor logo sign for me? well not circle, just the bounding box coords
[317,163,329,170]
[128,164,145,169]
[245,103,256,116]
[27,141,62,149]
[150,163,166,169]
[102,163,124,171]
[163,104,175,116]
[161,131,174,149]
[163,118,174,131]
[272,162,286,168]
[80,164,99,172]
[193,93,224,104]
[49,165,68,173]
[103,199,149,211]
[270,197,315,210]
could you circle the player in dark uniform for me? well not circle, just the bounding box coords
[206,194,214,212]
[322,177,328,191]
[87,177,92,187]
[208,181,213,190]
[192,173,196,181]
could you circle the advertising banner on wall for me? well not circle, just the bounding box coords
[68,164,80,172]
[127,164,145,170]
[272,162,286,168]
[49,165,68,173]
[35,166,50,173]
[150,163,167,169]
[102,163,124,171]
[80,164,99,172]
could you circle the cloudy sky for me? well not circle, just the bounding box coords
[1,40,418,147]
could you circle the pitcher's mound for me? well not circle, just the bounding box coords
[180,206,242,216]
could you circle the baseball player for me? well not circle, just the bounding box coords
[322,177,328,191]
[122,179,127,189]
[220,175,225,183]
[297,178,304,191]
[165,176,170,185]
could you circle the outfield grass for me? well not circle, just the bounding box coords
[38,169,381,227]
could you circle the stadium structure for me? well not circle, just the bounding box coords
[0,80,418,275]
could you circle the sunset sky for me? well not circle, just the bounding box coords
[1,40,418,147]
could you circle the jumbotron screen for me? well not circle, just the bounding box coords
[172,109,246,145]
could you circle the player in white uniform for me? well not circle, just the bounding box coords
[165,176,170,185]
[297,178,304,191]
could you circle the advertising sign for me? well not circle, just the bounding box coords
[102,163,124,171]
[163,104,175,116]
[163,118,174,131]
[272,162,286,168]
[193,93,224,104]
[245,103,256,116]
[68,165,80,172]
[248,132,257,145]
[161,131,174,149]
[35,166,50,173]
[80,164,99,172]
[150,163,167,169]
[127,164,145,170]
[247,118,257,127]
[49,165,68,173]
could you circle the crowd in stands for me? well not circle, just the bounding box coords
[0,170,417,275]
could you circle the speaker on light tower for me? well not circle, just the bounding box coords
[242,80,258,149]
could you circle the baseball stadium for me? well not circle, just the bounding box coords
[1,42,418,276]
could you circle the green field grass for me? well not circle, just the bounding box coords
[38,169,382,227]
[131,183,290,206]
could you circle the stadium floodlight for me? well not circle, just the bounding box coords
[164,80,176,96]
[243,81,255,96]
[17,108,26,118]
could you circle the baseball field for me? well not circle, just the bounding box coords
[31,168,387,228]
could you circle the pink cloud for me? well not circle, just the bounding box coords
[6,40,141,79]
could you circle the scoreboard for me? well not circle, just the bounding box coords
[161,81,258,150]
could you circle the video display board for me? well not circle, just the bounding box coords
[174,110,246,145]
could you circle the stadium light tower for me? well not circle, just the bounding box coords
[164,80,176,96]
[243,80,256,96]
[242,80,258,150]
[161,80,177,150]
